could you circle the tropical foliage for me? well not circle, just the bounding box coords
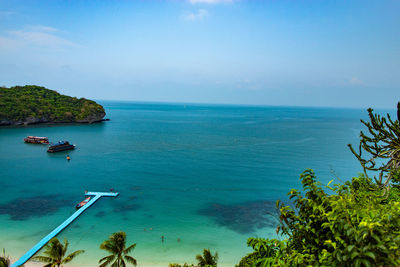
[238,170,400,266]
[32,237,84,267]
[238,104,400,267]
[99,232,137,267]
[0,85,105,124]
[168,264,194,267]
[348,103,400,196]
[0,249,10,267]
[196,249,218,267]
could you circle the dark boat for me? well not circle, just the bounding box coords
[75,196,91,209]
[47,141,75,153]
[24,136,49,144]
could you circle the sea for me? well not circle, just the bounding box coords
[0,102,393,266]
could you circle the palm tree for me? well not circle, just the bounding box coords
[168,264,194,267]
[99,232,137,267]
[196,249,218,267]
[32,237,84,267]
[0,249,11,267]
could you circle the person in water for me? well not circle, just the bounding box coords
[66,155,70,161]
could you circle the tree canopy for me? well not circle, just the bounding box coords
[0,85,105,125]
[32,237,84,267]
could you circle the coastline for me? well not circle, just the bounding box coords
[0,119,110,128]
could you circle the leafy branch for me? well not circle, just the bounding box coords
[348,103,400,196]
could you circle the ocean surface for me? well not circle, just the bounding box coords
[0,102,391,266]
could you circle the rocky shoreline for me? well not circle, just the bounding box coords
[0,115,107,126]
[0,117,110,126]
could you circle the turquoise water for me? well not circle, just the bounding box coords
[0,102,386,266]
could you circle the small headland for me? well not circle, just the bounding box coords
[0,85,106,126]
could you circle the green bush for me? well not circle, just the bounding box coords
[238,170,400,266]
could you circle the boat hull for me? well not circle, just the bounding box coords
[24,136,49,144]
[47,145,75,153]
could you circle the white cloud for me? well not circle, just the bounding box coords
[183,9,209,21]
[4,26,77,48]
[189,0,233,3]
[28,25,58,32]
[350,77,363,85]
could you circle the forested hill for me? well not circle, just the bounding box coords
[0,85,106,126]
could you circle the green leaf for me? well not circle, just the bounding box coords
[364,252,376,261]
[361,259,372,267]
[347,245,355,252]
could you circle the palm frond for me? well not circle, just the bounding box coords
[62,250,85,263]
[62,238,69,258]
[195,254,206,266]
[99,254,115,265]
[32,255,53,263]
[124,255,137,266]
[43,238,62,260]
[123,244,136,255]
[100,240,119,254]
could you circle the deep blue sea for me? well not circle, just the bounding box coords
[0,102,392,266]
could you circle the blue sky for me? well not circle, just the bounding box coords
[0,0,399,108]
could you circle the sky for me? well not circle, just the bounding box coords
[0,0,399,108]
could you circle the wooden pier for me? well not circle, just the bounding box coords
[11,191,119,267]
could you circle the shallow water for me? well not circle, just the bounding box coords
[0,102,387,266]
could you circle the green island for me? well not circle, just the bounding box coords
[1,104,399,267]
[0,85,106,126]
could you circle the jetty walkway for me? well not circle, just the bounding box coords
[11,191,119,267]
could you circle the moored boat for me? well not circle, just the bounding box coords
[75,196,91,209]
[24,136,49,144]
[47,141,75,153]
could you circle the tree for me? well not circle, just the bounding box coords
[196,249,218,267]
[32,238,84,267]
[237,169,400,266]
[348,103,400,196]
[168,264,194,267]
[0,249,10,267]
[99,232,137,267]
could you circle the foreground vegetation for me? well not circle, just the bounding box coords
[0,85,105,125]
[0,249,10,267]
[32,238,84,267]
[169,249,218,267]
[99,232,137,267]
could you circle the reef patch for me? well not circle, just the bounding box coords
[0,195,71,221]
[198,200,278,234]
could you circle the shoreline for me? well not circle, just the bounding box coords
[0,119,110,128]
